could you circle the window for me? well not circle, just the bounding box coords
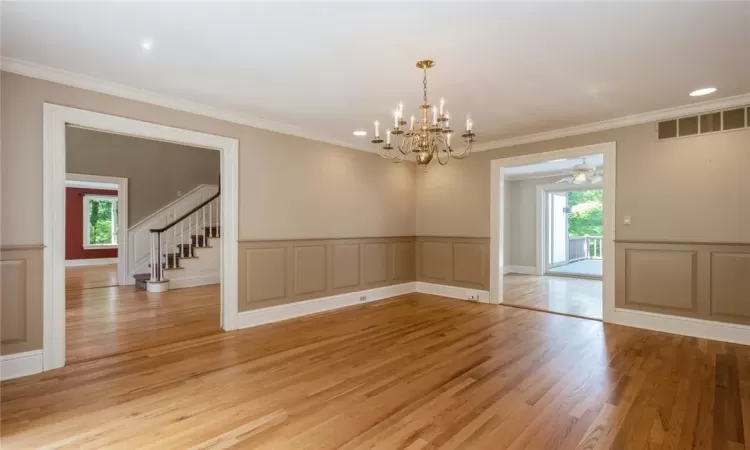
[83,195,118,248]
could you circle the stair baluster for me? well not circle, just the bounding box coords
[146,189,220,285]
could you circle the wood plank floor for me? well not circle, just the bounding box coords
[504,274,603,320]
[66,271,220,363]
[65,263,119,291]
[2,293,748,449]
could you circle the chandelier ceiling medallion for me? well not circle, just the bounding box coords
[371,59,475,170]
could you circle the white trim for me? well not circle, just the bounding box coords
[6,57,750,156]
[64,258,117,267]
[416,282,490,303]
[237,283,416,329]
[611,308,750,346]
[504,266,538,275]
[490,142,616,321]
[168,275,220,290]
[146,281,170,293]
[67,173,128,284]
[44,103,239,371]
[473,93,750,152]
[1,350,44,381]
[65,179,118,190]
[535,182,603,276]
[4,57,371,153]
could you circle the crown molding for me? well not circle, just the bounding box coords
[0,57,373,153]
[4,57,748,155]
[473,92,750,152]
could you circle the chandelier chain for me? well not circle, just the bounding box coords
[423,68,428,104]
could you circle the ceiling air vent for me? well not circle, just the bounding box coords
[657,105,749,140]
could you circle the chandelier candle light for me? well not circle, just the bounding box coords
[371,60,475,170]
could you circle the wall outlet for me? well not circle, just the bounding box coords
[467,292,479,301]
[359,296,367,302]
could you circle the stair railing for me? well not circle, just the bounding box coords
[148,190,221,282]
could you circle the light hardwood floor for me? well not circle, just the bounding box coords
[504,273,602,320]
[65,263,119,291]
[2,292,747,449]
[65,267,220,363]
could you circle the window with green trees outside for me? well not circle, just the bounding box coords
[84,195,118,248]
[567,189,602,237]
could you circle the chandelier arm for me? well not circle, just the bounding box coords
[436,144,451,166]
[397,135,410,155]
[450,140,473,159]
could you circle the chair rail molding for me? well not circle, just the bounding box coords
[43,103,239,372]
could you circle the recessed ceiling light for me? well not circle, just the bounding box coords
[353,130,367,136]
[689,87,717,97]
[141,39,153,52]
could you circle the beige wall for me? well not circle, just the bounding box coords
[417,123,750,244]
[67,126,221,226]
[1,71,416,246]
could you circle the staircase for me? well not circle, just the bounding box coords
[133,191,221,292]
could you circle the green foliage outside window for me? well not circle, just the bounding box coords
[88,199,116,245]
[567,189,602,237]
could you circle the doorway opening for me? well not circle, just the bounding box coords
[63,126,224,364]
[43,104,239,372]
[491,144,615,322]
[64,175,125,293]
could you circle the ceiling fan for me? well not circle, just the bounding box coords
[556,158,603,184]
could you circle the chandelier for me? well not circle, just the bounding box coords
[371,60,475,170]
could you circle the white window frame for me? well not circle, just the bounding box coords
[82,194,119,249]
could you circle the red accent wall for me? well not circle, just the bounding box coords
[66,187,119,260]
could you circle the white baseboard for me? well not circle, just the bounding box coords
[65,257,117,267]
[611,308,750,346]
[1,350,44,380]
[237,282,416,329]
[505,265,538,275]
[416,282,490,303]
[168,274,220,290]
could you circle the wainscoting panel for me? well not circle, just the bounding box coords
[364,243,388,285]
[239,237,415,312]
[416,237,490,290]
[622,249,697,312]
[0,246,43,356]
[293,245,326,296]
[331,243,360,290]
[616,242,750,325]
[710,252,750,321]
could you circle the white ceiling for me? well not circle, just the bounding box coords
[504,154,603,180]
[2,2,749,151]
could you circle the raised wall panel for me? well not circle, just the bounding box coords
[1,260,27,344]
[392,242,415,281]
[293,245,326,295]
[420,241,451,281]
[1,247,43,356]
[246,247,286,303]
[332,244,360,289]
[364,243,388,284]
[710,252,750,319]
[452,243,485,286]
[623,249,697,312]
